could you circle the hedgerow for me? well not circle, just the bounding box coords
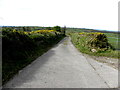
[2,29,65,84]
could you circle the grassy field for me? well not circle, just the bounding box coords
[104,33,119,50]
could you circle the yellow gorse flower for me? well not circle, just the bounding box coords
[79,32,104,35]
[12,30,56,35]
[30,30,55,34]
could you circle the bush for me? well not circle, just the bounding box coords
[2,29,65,84]
[53,26,61,32]
[70,32,119,58]
[85,32,114,51]
[71,32,115,53]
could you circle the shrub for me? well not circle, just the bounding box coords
[2,28,65,84]
[53,26,61,32]
[86,33,111,51]
[77,32,114,52]
[70,32,119,58]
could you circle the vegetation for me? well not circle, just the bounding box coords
[104,33,119,50]
[53,26,61,32]
[66,28,119,50]
[2,26,119,85]
[70,32,119,59]
[2,26,65,84]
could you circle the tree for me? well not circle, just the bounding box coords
[63,26,66,36]
[46,27,52,30]
[53,26,61,32]
[22,27,31,32]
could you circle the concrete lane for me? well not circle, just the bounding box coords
[3,37,118,88]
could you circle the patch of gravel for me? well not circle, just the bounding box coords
[82,54,118,70]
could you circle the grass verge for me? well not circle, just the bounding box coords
[70,33,120,59]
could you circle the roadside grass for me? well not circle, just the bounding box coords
[70,33,120,59]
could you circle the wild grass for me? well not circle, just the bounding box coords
[70,33,119,59]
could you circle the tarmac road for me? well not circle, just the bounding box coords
[3,37,118,88]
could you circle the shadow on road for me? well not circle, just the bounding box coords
[4,49,56,88]
[3,37,68,88]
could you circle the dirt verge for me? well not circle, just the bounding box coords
[82,53,118,70]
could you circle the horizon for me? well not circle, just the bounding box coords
[1,25,118,32]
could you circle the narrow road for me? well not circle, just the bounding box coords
[3,37,118,88]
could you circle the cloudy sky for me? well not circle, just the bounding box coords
[0,0,119,31]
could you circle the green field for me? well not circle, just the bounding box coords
[104,33,119,50]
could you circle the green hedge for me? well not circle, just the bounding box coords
[2,30,65,84]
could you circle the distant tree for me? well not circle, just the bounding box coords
[22,27,31,32]
[2,27,13,31]
[46,27,52,30]
[26,27,31,32]
[23,27,26,31]
[63,26,66,36]
[53,26,61,32]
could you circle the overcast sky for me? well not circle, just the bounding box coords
[0,0,119,31]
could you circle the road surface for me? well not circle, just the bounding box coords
[3,37,118,88]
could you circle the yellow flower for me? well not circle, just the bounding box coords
[13,29,16,32]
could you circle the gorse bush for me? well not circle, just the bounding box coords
[2,30,36,61]
[2,28,65,84]
[70,32,119,58]
[78,32,114,52]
